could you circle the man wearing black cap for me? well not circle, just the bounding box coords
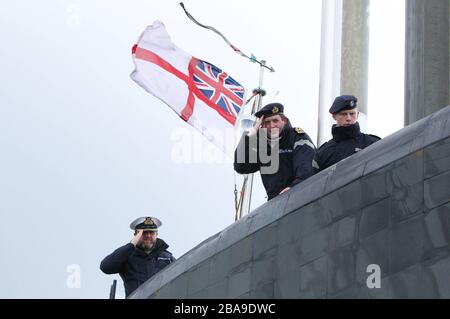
[234,103,316,200]
[100,216,175,297]
[314,95,380,172]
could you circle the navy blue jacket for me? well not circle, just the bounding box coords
[100,238,175,297]
[234,122,316,200]
[314,122,380,172]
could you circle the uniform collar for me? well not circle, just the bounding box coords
[332,122,361,141]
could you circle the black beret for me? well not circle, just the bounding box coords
[254,103,284,118]
[329,95,357,114]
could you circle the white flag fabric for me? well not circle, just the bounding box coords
[130,21,246,156]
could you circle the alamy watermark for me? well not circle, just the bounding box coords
[66,3,81,29]
[66,264,81,288]
[170,127,280,173]
[170,127,234,164]
[366,264,381,289]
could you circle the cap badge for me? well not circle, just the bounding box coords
[349,101,355,107]
[272,106,279,114]
[144,217,154,225]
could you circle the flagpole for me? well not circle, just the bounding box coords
[238,61,266,219]
[178,3,275,220]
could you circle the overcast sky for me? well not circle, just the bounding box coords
[0,0,404,298]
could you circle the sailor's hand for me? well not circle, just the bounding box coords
[248,115,264,137]
[131,229,143,246]
[279,187,291,195]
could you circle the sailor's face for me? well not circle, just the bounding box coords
[139,230,157,249]
[263,115,286,138]
[333,108,359,126]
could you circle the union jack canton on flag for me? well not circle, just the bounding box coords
[191,59,245,125]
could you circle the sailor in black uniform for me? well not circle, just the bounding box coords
[100,216,176,297]
[314,95,380,172]
[234,103,316,200]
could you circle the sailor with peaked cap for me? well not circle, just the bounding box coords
[234,102,316,200]
[313,94,381,172]
[100,216,175,297]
